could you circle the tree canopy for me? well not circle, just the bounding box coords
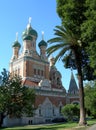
[0,69,35,126]
[81,0,96,75]
[61,104,79,121]
[56,0,96,80]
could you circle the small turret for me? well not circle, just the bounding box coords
[38,31,47,60]
[12,32,21,59]
[49,55,55,67]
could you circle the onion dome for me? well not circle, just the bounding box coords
[22,17,38,40]
[38,31,47,47]
[38,40,47,47]
[12,32,21,48]
[12,40,21,48]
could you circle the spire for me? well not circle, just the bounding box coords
[68,70,78,94]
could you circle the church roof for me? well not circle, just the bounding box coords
[68,71,78,93]
[22,79,38,87]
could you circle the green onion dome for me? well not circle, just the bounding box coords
[12,40,21,48]
[38,40,47,48]
[22,23,38,40]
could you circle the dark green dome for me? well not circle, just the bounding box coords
[22,34,33,41]
[38,40,47,47]
[12,40,21,48]
[22,24,38,40]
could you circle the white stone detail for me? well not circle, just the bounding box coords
[38,79,51,89]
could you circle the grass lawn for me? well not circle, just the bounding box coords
[0,119,96,130]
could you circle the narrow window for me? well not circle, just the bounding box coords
[41,70,43,76]
[38,69,40,75]
[18,68,20,75]
[39,108,41,116]
[34,69,36,75]
[59,106,62,114]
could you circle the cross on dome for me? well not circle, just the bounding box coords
[42,31,44,40]
[16,32,18,41]
[27,17,32,29]
[28,17,32,24]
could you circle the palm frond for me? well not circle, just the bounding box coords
[47,25,80,66]
[48,25,78,47]
[55,46,70,62]
[47,42,70,57]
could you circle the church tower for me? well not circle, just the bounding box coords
[22,17,37,55]
[10,18,49,84]
[38,32,47,61]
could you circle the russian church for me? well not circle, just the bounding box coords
[4,18,79,126]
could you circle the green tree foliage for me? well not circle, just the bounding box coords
[0,69,35,125]
[84,81,96,118]
[61,104,79,121]
[57,0,86,36]
[81,0,96,75]
[56,0,95,80]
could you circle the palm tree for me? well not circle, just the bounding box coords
[47,25,86,125]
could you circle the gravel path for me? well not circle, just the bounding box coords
[87,124,96,130]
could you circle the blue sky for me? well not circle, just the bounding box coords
[0,0,77,90]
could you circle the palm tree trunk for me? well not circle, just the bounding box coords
[77,63,87,125]
[74,49,86,125]
[78,71,86,125]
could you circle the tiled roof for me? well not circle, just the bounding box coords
[23,79,38,87]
